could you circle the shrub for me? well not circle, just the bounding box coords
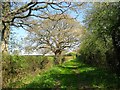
[2,55,50,88]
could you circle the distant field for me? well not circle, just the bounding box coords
[21,55,74,61]
[65,56,75,61]
[47,55,75,62]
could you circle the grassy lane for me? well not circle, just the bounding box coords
[20,59,120,89]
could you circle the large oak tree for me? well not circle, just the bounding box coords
[25,15,84,65]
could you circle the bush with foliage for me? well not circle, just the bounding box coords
[2,55,50,88]
[79,2,120,75]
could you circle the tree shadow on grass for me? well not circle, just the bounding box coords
[20,66,120,90]
[52,69,119,89]
[77,68,120,89]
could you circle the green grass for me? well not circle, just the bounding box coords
[20,59,120,89]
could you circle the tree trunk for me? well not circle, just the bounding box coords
[54,51,62,65]
[111,16,120,75]
[1,25,10,55]
[1,2,10,55]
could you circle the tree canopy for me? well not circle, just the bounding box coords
[25,14,84,64]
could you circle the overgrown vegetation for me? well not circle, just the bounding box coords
[2,55,52,88]
[1,2,120,89]
[79,2,120,75]
[2,55,120,89]
[2,55,73,88]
